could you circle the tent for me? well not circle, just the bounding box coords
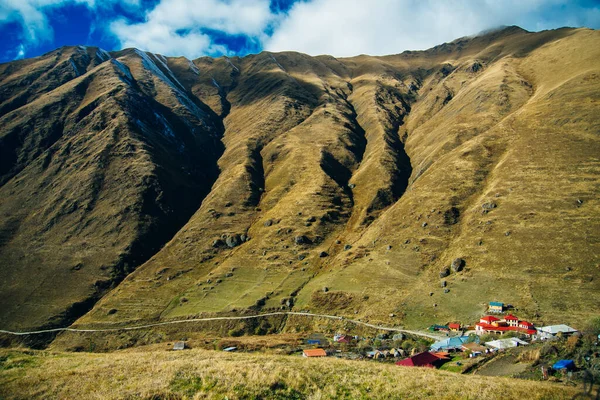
[553,360,575,370]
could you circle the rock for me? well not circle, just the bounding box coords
[348,183,356,189]
[451,258,465,272]
[264,219,273,227]
[422,222,428,227]
[444,288,450,293]
[389,313,395,317]
[294,235,310,245]
[319,251,329,258]
[306,216,316,222]
[429,292,434,296]
[298,253,307,261]
[323,287,329,292]
[386,245,392,250]
[206,279,212,284]
[335,240,341,244]
[404,239,411,244]
[216,279,222,283]
[240,234,247,242]
[344,244,352,251]
[576,199,583,206]
[467,61,483,73]
[226,272,233,277]
[107,308,117,315]
[441,280,447,288]
[505,231,511,236]
[212,239,224,248]
[225,234,242,248]
[481,202,497,213]
[439,267,450,278]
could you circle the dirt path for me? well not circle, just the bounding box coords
[0,311,445,340]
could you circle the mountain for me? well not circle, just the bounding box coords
[0,26,598,337]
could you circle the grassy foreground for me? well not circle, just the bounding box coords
[0,348,578,399]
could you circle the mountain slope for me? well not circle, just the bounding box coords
[0,26,598,334]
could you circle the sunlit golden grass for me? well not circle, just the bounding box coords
[0,348,578,399]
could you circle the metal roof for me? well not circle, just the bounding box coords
[538,325,578,334]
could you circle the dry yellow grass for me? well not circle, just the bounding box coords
[0,348,579,399]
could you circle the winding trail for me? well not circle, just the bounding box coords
[0,311,444,340]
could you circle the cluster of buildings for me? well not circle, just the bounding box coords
[301,301,580,369]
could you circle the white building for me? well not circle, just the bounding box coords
[485,338,529,350]
[537,325,578,338]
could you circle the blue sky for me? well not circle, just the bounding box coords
[1,0,599,63]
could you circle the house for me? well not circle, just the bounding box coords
[428,324,449,332]
[396,351,444,368]
[448,323,461,331]
[173,341,186,350]
[461,342,487,354]
[488,301,504,313]
[476,315,537,337]
[538,325,578,338]
[430,336,470,352]
[303,349,327,357]
[485,338,529,350]
[333,334,352,343]
[504,314,519,327]
[432,351,451,360]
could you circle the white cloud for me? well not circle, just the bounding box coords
[0,0,141,44]
[1,0,598,61]
[109,0,275,57]
[265,0,600,56]
[111,18,229,59]
[14,43,26,59]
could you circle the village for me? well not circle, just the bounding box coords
[168,300,596,383]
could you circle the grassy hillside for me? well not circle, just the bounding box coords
[0,347,579,399]
[0,26,598,335]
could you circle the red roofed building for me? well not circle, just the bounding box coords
[395,351,444,368]
[476,315,537,337]
[480,316,500,324]
[504,315,519,326]
[303,349,327,357]
[448,323,461,331]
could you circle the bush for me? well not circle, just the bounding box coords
[228,328,244,337]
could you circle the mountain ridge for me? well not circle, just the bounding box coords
[0,26,598,341]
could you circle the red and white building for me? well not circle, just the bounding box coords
[475,315,536,337]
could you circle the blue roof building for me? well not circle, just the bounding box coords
[430,336,471,351]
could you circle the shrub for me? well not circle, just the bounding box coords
[228,328,244,337]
